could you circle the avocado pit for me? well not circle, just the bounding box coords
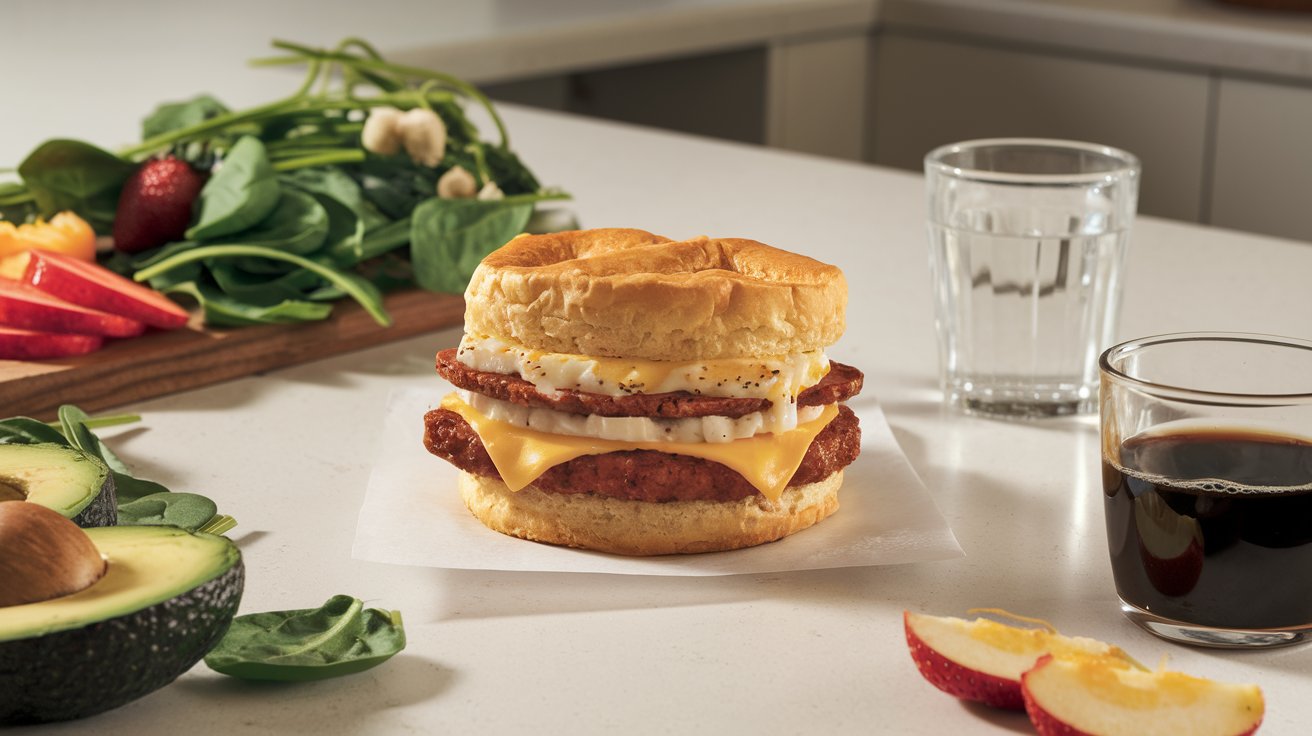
[0,502,106,608]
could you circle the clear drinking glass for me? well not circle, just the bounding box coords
[925,139,1140,418]
[1100,333,1312,648]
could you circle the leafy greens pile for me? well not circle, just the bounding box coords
[0,38,568,327]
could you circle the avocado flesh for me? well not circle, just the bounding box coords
[0,443,116,527]
[0,526,244,724]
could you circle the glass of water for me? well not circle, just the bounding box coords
[924,138,1140,418]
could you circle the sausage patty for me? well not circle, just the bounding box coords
[435,348,863,419]
[423,404,861,503]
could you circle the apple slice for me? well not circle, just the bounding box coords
[0,326,102,360]
[0,278,144,338]
[904,610,1136,710]
[1022,653,1264,736]
[22,249,189,330]
[1135,492,1204,597]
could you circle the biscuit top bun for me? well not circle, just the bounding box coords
[463,228,847,360]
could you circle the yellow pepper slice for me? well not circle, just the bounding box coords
[0,212,97,279]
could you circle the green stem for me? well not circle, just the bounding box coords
[45,413,141,431]
[266,133,356,149]
[119,91,452,160]
[337,37,386,61]
[199,514,239,536]
[133,245,392,327]
[467,143,491,184]
[266,146,346,159]
[122,46,326,158]
[119,96,303,158]
[269,40,509,148]
[294,58,325,97]
[0,190,36,207]
[271,150,366,171]
[414,79,441,112]
[500,191,572,206]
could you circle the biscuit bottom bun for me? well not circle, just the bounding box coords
[458,470,844,557]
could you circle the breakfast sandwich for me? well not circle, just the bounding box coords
[422,228,863,555]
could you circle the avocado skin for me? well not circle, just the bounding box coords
[69,471,117,528]
[0,556,244,724]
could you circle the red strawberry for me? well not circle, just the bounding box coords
[112,157,204,254]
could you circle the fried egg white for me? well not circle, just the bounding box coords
[456,389,827,443]
[455,333,831,433]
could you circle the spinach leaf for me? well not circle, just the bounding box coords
[136,244,391,326]
[205,595,406,682]
[124,239,200,270]
[0,181,37,224]
[438,100,480,143]
[108,474,172,506]
[117,491,218,531]
[186,136,279,241]
[354,216,411,263]
[313,192,366,266]
[220,189,329,255]
[232,255,296,276]
[17,139,134,232]
[281,167,388,233]
[357,156,437,220]
[210,262,329,305]
[142,94,230,140]
[58,404,170,503]
[57,405,115,466]
[143,260,204,294]
[409,197,532,293]
[0,417,68,445]
[164,278,333,326]
[482,145,541,196]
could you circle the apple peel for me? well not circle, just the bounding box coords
[1022,653,1264,736]
[904,610,1138,711]
[23,249,189,330]
[0,279,144,338]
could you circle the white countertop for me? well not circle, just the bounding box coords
[11,105,1311,735]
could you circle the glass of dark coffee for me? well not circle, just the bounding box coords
[1100,332,1312,648]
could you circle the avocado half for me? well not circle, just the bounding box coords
[0,525,244,724]
[0,443,117,527]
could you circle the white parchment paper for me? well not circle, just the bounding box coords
[353,388,962,576]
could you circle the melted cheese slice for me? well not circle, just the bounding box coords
[441,394,839,501]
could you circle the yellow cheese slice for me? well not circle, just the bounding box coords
[440,394,839,501]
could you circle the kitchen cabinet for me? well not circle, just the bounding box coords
[1211,75,1312,243]
[485,33,877,158]
[869,33,1211,222]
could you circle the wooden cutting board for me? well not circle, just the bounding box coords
[0,289,464,420]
